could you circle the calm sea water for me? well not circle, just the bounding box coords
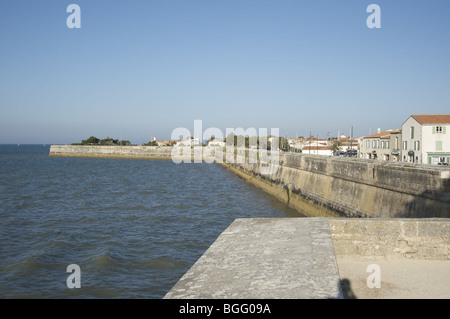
[0,144,303,298]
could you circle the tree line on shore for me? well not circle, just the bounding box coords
[72,136,132,146]
[71,134,316,152]
[72,136,179,146]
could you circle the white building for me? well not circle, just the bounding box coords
[176,137,201,146]
[401,114,450,165]
[208,139,226,147]
[288,137,305,151]
[156,140,176,146]
[334,136,359,156]
[359,129,401,161]
[302,146,333,156]
[305,138,329,147]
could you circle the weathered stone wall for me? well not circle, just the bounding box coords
[49,145,173,158]
[226,153,450,218]
[329,219,450,260]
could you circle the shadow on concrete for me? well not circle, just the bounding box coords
[340,278,357,299]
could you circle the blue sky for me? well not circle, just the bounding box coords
[1,0,449,144]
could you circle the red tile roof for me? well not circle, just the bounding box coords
[362,129,400,139]
[302,146,333,150]
[411,114,450,124]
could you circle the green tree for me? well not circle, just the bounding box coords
[100,137,115,145]
[279,137,290,151]
[82,136,100,145]
[118,140,132,146]
[258,136,271,150]
[143,140,158,146]
[332,140,342,155]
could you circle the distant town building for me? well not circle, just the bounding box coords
[389,130,402,162]
[288,137,305,151]
[333,135,359,156]
[207,139,226,147]
[303,137,329,148]
[401,114,450,165]
[156,140,177,146]
[176,137,201,147]
[302,146,333,156]
[360,128,401,161]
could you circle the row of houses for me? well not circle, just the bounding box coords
[150,114,449,165]
[286,136,359,156]
[164,135,359,156]
[359,114,450,165]
[297,113,449,165]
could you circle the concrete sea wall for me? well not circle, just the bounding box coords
[49,145,174,159]
[49,145,219,161]
[225,152,450,218]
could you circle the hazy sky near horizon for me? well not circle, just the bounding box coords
[1,0,449,144]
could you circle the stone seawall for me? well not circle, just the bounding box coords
[49,145,174,159]
[329,218,449,260]
[225,153,450,218]
[48,145,221,161]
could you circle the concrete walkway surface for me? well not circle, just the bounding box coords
[165,218,343,299]
[164,218,450,299]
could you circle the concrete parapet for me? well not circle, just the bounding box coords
[165,218,344,299]
[329,219,450,260]
[165,218,450,299]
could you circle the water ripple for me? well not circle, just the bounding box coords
[0,145,303,298]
